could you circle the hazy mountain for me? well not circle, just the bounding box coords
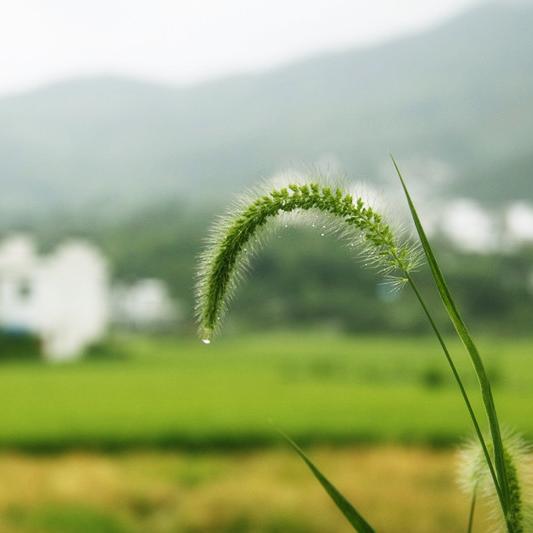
[0,1,532,219]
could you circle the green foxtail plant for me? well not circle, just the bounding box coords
[195,163,526,532]
[196,180,420,341]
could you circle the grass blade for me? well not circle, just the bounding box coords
[467,487,477,533]
[391,156,511,527]
[279,431,375,533]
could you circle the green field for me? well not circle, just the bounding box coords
[1,332,532,449]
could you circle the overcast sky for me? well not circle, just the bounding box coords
[0,0,481,96]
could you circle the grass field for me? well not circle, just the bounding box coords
[0,446,497,532]
[1,332,532,449]
[1,332,531,531]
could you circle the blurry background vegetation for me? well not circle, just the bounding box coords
[13,203,533,338]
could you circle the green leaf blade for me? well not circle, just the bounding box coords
[281,432,375,533]
[391,156,511,527]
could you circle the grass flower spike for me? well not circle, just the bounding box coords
[196,181,419,341]
[458,432,533,532]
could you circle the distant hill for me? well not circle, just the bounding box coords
[0,1,532,219]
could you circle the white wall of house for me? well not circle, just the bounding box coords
[111,278,178,330]
[0,235,109,361]
[0,236,38,331]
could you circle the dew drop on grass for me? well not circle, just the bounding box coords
[201,338,211,345]
[320,233,325,237]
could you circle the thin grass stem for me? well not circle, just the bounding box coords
[406,273,504,509]
[467,486,477,533]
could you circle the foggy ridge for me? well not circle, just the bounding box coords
[0,1,532,218]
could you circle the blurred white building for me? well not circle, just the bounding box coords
[111,278,178,331]
[432,199,533,253]
[0,235,109,361]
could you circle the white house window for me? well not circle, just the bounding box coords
[17,279,32,301]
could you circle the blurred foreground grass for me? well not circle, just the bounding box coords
[0,332,531,448]
[0,446,495,532]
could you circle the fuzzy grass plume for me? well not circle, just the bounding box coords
[458,432,533,532]
[195,180,419,341]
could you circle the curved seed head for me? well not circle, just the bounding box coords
[195,181,420,340]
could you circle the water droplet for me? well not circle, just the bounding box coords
[284,224,288,228]
[202,338,211,345]
[311,223,316,228]
[320,233,325,237]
